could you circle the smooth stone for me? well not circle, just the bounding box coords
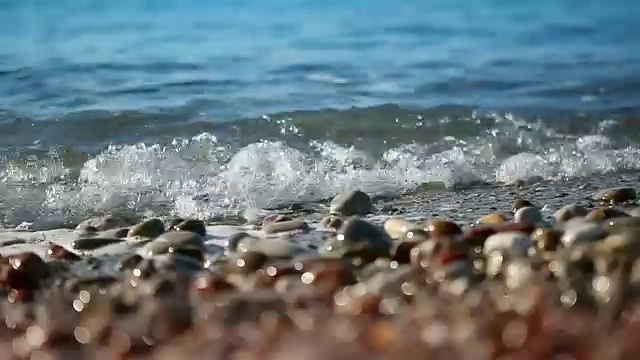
[561,222,607,247]
[71,237,125,251]
[330,190,373,216]
[513,206,543,225]
[235,236,305,258]
[320,215,343,231]
[127,218,165,238]
[154,231,205,249]
[476,213,508,226]
[592,187,636,204]
[322,217,392,258]
[554,204,589,223]
[512,199,535,213]
[140,241,204,263]
[262,220,309,234]
[76,215,128,232]
[424,219,462,238]
[172,219,207,237]
[628,207,640,217]
[483,232,532,258]
[585,207,629,222]
[383,218,423,240]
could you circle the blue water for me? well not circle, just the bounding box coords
[1,0,640,121]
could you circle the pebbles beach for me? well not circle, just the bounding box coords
[1,172,640,359]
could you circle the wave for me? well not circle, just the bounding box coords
[1,104,640,227]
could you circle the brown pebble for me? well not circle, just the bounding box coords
[585,207,629,222]
[476,213,508,226]
[47,245,81,261]
[424,219,462,238]
[554,203,589,223]
[512,199,534,213]
[592,186,636,204]
[127,218,165,238]
[172,219,207,237]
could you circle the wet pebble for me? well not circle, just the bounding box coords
[330,190,373,216]
[592,186,636,204]
[127,218,165,238]
[554,203,589,223]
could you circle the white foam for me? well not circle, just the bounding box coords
[2,114,640,224]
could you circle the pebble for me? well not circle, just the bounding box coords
[476,212,508,226]
[383,218,423,239]
[329,190,373,216]
[322,217,392,260]
[513,206,543,225]
[592,186,637,204]
[171,219,207,237]
[554,203,589,223]
[424,219,462,238]
[585,207,629,222]
[76,215,129,232]
[3,183,640,358]
[512,199,535,213]
[234,236,305,258]
[561,221,607,247]
[127,218,166,238]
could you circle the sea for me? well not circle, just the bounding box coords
[1,0,640,227]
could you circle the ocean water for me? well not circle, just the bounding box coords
[1,0,640,226]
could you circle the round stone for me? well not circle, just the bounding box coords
[262,220,309,234]
[330,190,373,216]
[585,207,629,222]
[235,236,305,258]
[483,232,532,258]
[554,204,589,223]
[512,199,535,213]
[127,218,165,239]
[592,187,636,204]
[424,219,462,238]
[476,213,508,226]
[322,217,392,259]
[561,221,607,247]
[154,231,206,249]
[383,217,422,239]
[172,219,206,237]
[513,206,543,225]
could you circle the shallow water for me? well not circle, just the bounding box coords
[1,0,639,225]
